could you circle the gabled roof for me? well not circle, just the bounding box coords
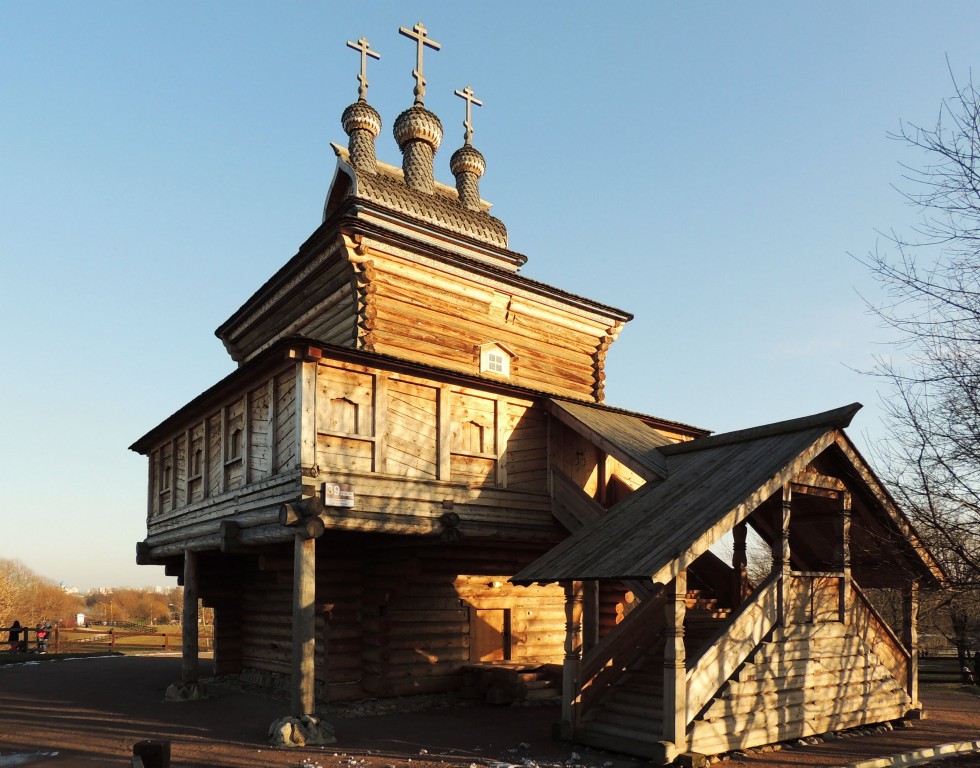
[513,403,945,588]
[547,399,678,480]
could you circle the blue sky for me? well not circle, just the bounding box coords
[1,3,977,589]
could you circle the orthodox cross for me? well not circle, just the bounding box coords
[346,37,381,101]
[399,21,441,105]
[454,86,483,145]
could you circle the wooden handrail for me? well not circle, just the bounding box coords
[578,587,668,708]
[848,580,910,690]
[685,571,781,723]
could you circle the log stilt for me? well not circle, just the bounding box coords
[182,549,199,685]
[291,534,317,717]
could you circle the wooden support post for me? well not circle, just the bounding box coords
[291,534,316,717]
[182,550,199,684]
[839,492,852,622]
[663,569,687,753]
[775,485,792,626]
[582,580,599,653]
[903,580,920,707]
[561,580,584,738]
[732,521,748,608]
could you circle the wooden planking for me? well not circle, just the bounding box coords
[249,381,272,483]
[317,434,373,474]
[274,368,297,473]
[386,378,438,480]
[318,364,375,437]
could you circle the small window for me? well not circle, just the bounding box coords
[479,343,512,378]
[230,428,243,459]
[191,449,203,477]
[486,351,505,373]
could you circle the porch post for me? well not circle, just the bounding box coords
[902,580,920,707]
[839,492,852,622]
[561,580,584,738]
[582,580,600,653]
[291,533,317,717]
[732,521,748,608]
[775,485,792,625]
[182,549,199,685]
[663,569,687,753]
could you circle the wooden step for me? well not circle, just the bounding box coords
[603,697,663,719]
[612,687,664,708]
[577,717,663,744]
[574,727,665,761]
[589,707,663,731]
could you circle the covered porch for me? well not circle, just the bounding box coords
[514,404,946,764]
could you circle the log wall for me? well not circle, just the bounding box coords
[221,536,566,701]
[346,239,625,402]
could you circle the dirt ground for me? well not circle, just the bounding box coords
[0,655,978,768]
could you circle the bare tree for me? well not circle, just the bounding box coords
[862,65,980,594]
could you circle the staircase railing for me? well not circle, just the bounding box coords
[847,580,910,694]
[577,586,668,712]
[685,571,780,723]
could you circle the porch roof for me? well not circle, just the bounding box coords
[513,403,945,588]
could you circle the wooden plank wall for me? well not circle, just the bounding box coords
[310,359,548,495]
[146,364,298,533]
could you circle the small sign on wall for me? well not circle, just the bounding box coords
[321,481,355,508]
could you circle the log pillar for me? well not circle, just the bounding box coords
[732,521,748,608]
[560,580,584,738]
[902,580,920,707]
[663,569,687,753]
[291,533,317,717]
[181,549,199,685]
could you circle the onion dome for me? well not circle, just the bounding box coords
[393,104,443,193]
[342,100,382,173]
[450,144,486,210]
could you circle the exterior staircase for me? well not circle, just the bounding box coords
[575,588,732,756]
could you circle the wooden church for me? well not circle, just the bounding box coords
[131,23,945,763]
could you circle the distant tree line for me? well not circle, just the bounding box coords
[0,559,185,628]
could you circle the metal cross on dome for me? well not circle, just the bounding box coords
[346,37,381,101]
[399,21,441,105]
[454,86,483,145]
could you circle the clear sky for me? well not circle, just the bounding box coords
[1,3,977,590]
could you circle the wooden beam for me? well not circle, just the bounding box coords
[291,534,316,717]
[560,580,584,739]
[903,580,920,707]
[732,521,748,608]
[663,570,687,752]
[182,549,199,684]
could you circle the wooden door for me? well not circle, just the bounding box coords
[470,608,510,662]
